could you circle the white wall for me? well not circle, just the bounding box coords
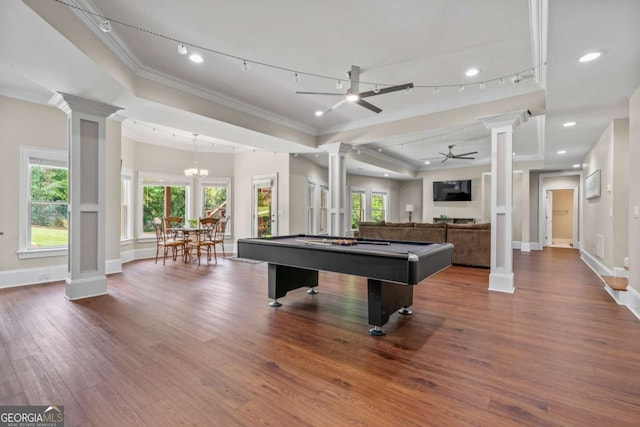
[628,86,640,293]
[0,96,68,272]
[582,119,629,270]
[419,165,489,223]
[398,179,423,222]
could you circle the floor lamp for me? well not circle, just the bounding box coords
[406,204,415,222]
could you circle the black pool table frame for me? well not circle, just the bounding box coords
[237,235,453,336]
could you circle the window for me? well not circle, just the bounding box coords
[201,178,231,235]
[138,172,191,237]
[351,188,366,230]
[319,185,329,234]
[371,191,387,222]
[121,169,133,241]
[19,146,68,258]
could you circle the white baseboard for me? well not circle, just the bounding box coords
[613,267,629,279]
[489,271,515,294]
[627,286,640,320]
[512,241,521,249]
[106,258,122,274]
[520,242,532,252]
[530,242,541,250]
[580,249,613,277]
[0,264,67,289]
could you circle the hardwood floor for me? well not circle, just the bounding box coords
[1,248,640,426]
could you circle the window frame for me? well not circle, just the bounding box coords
[319,184,329,235]
[199,177,232,237]
[137,171,192,241]
[371,190,388,223]
[18,145,69,259]
[350,187,367,231]
[120,168,134,243]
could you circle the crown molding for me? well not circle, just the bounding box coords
[69,0,318,136]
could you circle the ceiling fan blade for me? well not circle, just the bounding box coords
[355,99,382,114]
[438,152,448,157]
[323,99,347,114]
[453,156,476,160]
[296,91,344,96]
[360,83,414,98]
[350,65,360,95]
[454,151,478,157]
[441,157,448,163]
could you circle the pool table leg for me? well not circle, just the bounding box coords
[306,287,318,294]
[367,279,414,336]
[268,263,319,306]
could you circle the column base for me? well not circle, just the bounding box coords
[520,242,532,252]
[489,271,515,294]
[65,275,108,300]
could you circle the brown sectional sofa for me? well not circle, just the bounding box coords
[356,221,490,268]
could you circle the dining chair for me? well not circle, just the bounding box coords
[163,216,189,261]
[212,216,229,263]
[153,219,185,265]
[192,217,218,265]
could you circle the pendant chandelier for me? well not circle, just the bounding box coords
[184,133,208,177]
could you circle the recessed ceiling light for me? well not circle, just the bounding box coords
[579,51,601,63]
[557,150,567,154]
[572,164,581,168]
[563,121,577,127]
[424,161,430,165]
[512,152,516,156]
[314,110,323,117]
[465,68,480,77]
[189,54,203,63]
[384,174,389,177]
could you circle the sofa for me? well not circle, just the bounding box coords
[356,221,490,268]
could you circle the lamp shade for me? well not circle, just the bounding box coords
[405,204,415,213]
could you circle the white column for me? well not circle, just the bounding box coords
[483,111,528,293]
[51,93,122,300]
[323,142,351,236]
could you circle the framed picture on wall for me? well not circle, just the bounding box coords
[585,169,601,199]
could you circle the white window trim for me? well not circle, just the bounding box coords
[199,176,232,236]
[350,186,367,230]
[137,171,192,241]
[120,167,134,242]
[306,177,318,234]
[18,145,68,259]
[318,183,329,235]
[371,190,388,222]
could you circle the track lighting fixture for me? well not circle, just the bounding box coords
[373,85,380,94]
[99,19,112,33]
[293,73,300,83]
[432,87,440,95]
[177,44,188,55]
[336,80,343,89]
[458,85,465,93]
[479,82,486,90]
[512,73,521,84]
[498,78,505,85]
[405,86,412,95]
[241,60,249,72]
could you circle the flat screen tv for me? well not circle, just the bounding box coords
[433,180,472,201]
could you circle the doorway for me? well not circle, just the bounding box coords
[546,189,575,248]
[538,173,581,250]
[252,174,277,238]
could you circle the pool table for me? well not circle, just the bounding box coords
[236,235,453,336]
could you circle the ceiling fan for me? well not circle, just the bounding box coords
[424,145,478,163]
[296,65,413,115]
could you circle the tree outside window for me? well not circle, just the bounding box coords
[203,185,227,218]
[142,184,186,232]
[371,192,387,222]
[30,163,68,248]
[351,190,365,230]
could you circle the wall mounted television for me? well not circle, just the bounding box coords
[433,180,472,201]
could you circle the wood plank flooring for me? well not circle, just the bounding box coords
[1,248,640,426]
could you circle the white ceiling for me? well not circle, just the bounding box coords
[2,0,639,178]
